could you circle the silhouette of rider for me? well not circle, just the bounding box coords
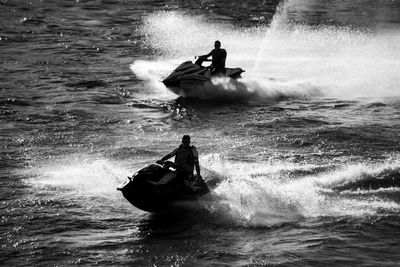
[199,40,227,75]
[158,135,201,189]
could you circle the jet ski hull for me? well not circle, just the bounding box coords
[162,61,244,99]
[117,163,210,212]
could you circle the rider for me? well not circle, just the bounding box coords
[199,40,227,75]
[158,135,201,189]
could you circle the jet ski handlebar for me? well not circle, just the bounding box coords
[194,56,211,66]
[155,160,176,171]
[195,55,210,59]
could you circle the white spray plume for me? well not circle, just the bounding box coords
[131,8,400,101]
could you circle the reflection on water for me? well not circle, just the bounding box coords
[1,0,400,266]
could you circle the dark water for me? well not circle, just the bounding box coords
[1,0,400,266]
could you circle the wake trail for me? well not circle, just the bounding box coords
[200,154,400,227]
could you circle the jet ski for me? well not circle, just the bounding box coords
[117,161,212,212]
[162,57,245,99]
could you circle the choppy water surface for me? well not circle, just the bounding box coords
[1,0,400,266]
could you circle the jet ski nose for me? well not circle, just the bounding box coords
[117,178,131,191]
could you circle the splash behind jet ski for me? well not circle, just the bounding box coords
[117,161,219,212]
[162,57,245,99]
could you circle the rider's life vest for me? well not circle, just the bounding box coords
[174,145,196,173]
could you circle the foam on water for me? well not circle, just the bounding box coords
[24,156,130,199]
[20,152,400,227]
[131,5,400,102]
[130,59,178,100]
[201,154,400,227]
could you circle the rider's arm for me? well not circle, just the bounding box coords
[199,49,214,59]
[192,148,201,176]
[160,148,178,162]
[195,162,201,176]
[222,49,227,65]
